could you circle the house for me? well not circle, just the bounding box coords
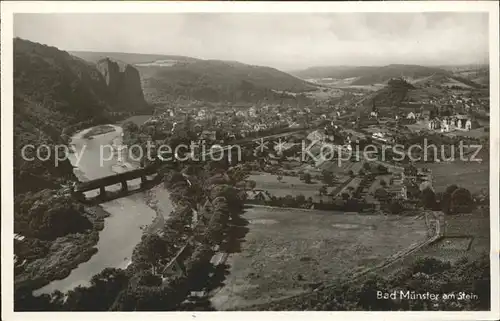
[249,106,258,118]
[246,190,271,202]
[200,130,217,141]
[465,119,472,131]
[454,114,473,131]
[440,118,452,132]
[428,118,441,130]
[254,124,267,131]
[307,130,327,143]
[196,109,207,119]
[387,185,408,200]
[372,132,393,143]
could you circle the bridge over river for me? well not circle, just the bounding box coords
[72,164,163,203]
[71,128,311,203]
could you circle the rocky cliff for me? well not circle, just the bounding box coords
[13,38,149,194]
[96,57,147,111]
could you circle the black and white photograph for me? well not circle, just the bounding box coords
[1,1,499,319]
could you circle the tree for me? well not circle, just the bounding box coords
[132,234,176,274]
[247,180,257,190]
[421,187,436,209]
[441,184,459,214]
[295,194,306,206]
[319,185,328,196]
[303,173,312,184]
[404,164,418,176]
[283,195,295,207]
[374,188,390,203]
[15,190,92,240]
[380,179,387,187]
[450,187,474,214]
[321,170,335,186]
[377,164,388,174]
[387,201,404,214]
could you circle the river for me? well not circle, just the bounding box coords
[34,125,162,295]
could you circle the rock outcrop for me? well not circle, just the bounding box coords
[96,57,147,111]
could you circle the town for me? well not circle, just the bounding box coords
[123,75,489,216]
[10,10,494,315]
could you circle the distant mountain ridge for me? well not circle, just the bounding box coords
[70,51,199,65]
[292,64,451,85]
[71,51,317,104]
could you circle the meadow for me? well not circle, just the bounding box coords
[210,206,429,310]
[418,161,489,193]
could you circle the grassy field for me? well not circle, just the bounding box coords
[248,173,322,198]
[210,206,428,310]
[418,161,489,193]
[446,128,489,139]
[249,171,354,198]
[318,160,365,175]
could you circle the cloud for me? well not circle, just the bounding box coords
[14,12,489,70]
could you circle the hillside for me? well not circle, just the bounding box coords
[13,39,147,194]
[138,59,316,103]
[293,64,451,86]
[355,78,417,116]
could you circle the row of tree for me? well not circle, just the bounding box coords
[420,184,476,215]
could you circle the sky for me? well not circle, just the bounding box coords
[14,13,489,71]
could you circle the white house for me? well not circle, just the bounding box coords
[249,106,258,118]
[307,130,326,142]
[407,112,416,120]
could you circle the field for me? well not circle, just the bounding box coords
[210,206,429,310]
[304,87,344,100]
[248,173,322,198]
[445,128,489,139]
[405,122,430,133]
[249,171,354,198]
[418,161,489,193]
[318,159,365,175]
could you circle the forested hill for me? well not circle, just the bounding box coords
[13,38,147,194]
[71,51,317,104]
[138,59,317,103]
[70,51,199,65]
[292,64,450,85]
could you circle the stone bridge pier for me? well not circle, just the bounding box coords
[121,180,128,192]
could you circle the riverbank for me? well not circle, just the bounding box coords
[142,184,175,235]
[82,124,117,139]
[23,120,173,295]
[26,124,156,295]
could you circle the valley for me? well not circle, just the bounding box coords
[12,37,491,312]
